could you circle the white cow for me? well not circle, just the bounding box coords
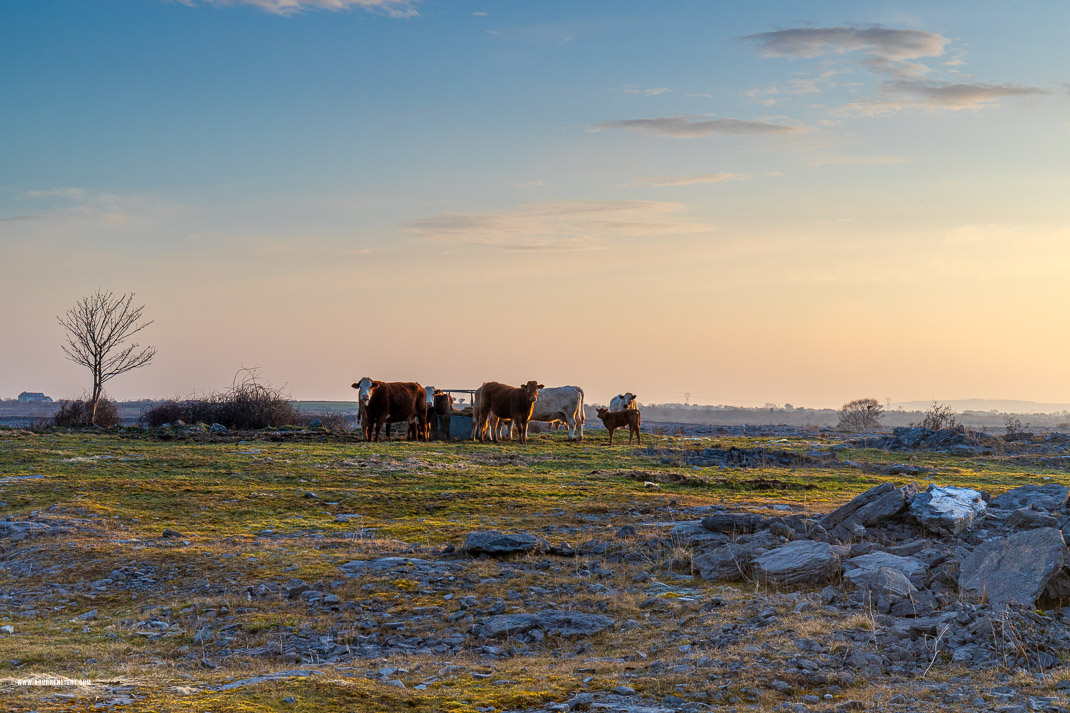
[353,376,374,439]
[610,392,637,412]
[512,385,585,440]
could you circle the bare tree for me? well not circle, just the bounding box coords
[837,397,884,432]
[58,290,157,425]
[914,401,957,431]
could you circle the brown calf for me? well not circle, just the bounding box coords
[474,380,543,444]
[596,406,641,445]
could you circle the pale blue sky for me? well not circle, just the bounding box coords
[3,1,1068,406]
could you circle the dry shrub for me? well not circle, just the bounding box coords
[53,398,120,428]
[141,370,300,430]
[914,401,957,431]
[837,397,883,432]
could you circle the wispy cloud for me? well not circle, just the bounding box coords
[405,200,713,252]
[624,173,752,188]
[807,155,912,167]
[834,80,1049,116]
[0,215,45,223]
[621,87,672,96]
[590,115,800,138]
[171,0,418,17]
[743,25,948,79]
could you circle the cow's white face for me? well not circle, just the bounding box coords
[425,385,435,406]
[353,377,375,405]
[624,392,636,407]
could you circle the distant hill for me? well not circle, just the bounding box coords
[890,399,1070,414]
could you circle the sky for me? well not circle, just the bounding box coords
[2,0,1069,408]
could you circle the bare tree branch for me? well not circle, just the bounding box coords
[57,290,157,425]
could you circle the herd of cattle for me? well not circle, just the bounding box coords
[350,378,641,445]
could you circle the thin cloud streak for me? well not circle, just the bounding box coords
[625,173,752,187]
[172,0,419,17]
[591,115,800,138]
[834,80,1050,116]
[405,200,714,252]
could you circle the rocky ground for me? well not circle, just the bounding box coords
[1,425,1070,712]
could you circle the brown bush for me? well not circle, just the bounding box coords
[54,398,120,428]
[140,370,300,430]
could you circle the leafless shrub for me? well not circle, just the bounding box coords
[837,398,884,432]
[54,397,120,428]
[914,401,957,431]
[141,369,300,430]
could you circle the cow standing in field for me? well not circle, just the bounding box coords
[610,392,637,412]
[474,381,543,444]
[596,406,641,445]
[351,378,428,443]
[507,385,585,440]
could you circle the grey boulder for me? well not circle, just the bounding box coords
[843,551,928,588]
[751,540,840,587]
[481,611,614,638]
[909,485,986,536]
[669,521,730,548]
[821,482,918,531]
[462,531,546,556]
[700,512,765,534]
[992,484,1069,513]
[958,527,1069,609]
[693,543,765,582]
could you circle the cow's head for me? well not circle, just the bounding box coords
[424,385,436,407]
[624,392,637,407]
[596,407,609,419]
[522,380,544,403]
[351,377,377,405]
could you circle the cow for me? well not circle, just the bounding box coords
[353,376,374,440]
[473,381,543,444]
[507,385,584,440]
[609,392,638,412]
[596,406,641,445]
[427,390,454,440]
[351,378,428,443]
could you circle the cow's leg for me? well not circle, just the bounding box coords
[608,427,614,446]
[564,414,576,440]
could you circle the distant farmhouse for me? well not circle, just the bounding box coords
[18,392,53,404]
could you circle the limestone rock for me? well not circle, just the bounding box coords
[751,540,840,587]
[992,484,1069,513]
[462,531,546,556]
[958,527,1068,609]
[843,552,928,588]
[909,485,986,536]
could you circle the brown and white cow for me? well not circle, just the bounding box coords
[473,380,543,444]
[507,385,585,440]
[351,378,428,442]
[596,406,641,445]
[609,392,637,412]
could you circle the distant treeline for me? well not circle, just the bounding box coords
[4,398,1070,432]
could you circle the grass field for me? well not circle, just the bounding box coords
[0,426,1067,712]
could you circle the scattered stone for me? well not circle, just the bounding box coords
[161,529,185,539]
[822,483,918,531]
[693,543,763,582]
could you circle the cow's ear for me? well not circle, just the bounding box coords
[351,383,359,389]
[537,384,545,390]
[372,381,382,388]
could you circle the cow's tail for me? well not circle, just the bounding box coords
[575,386,585,424]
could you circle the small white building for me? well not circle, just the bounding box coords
[17,392,53,404]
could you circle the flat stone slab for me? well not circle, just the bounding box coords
[338,557,435,576]
[217,669,324,691]
[668,521,730,548]
[462,531,546,556]
[959,527,1069,609]
[910,485,986,536]
[751,540,840,587]
[992,484,1069,513]
[843,552,928,588]
[700,512,765,534]
[693,543,764,582]
[481,611,614,638]
[822,483,918,531]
